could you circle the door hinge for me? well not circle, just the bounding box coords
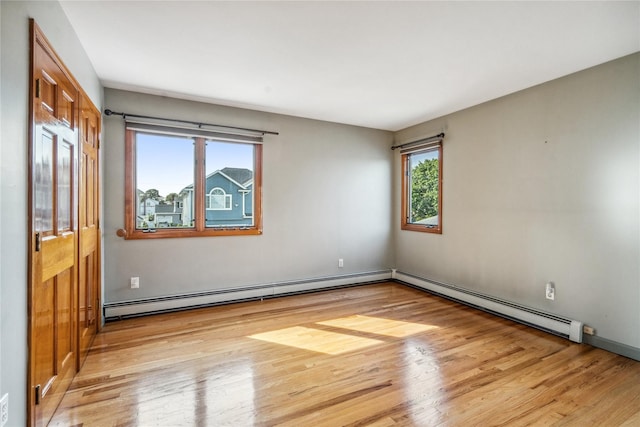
[35,233,41,252]
[35,79,40,98]
[35,385,41,405]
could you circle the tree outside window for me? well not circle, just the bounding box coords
[401,145,442,233]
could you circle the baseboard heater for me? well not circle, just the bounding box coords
[394,271,583,343]
[104,270,391,321]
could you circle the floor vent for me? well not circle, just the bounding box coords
[394,271,583,343]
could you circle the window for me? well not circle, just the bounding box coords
[401,141,442,233]
[207,188,231,210]
[124,123,262,239]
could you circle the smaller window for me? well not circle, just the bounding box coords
[401,143,442,233]
[207,188,232,210]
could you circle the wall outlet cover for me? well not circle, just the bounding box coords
[1,393,8,427]
[545,282,555,300]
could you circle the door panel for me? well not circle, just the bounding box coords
[29,20,102,426]
[56,268,74,367]
[33,277,55,388]
[78,92,101,364]
[29,22,80,427]
[41,233,75,281]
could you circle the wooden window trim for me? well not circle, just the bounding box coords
[123,129,262,239]
[401,144,443,234]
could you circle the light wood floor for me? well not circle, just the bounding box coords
[50,282,640,426]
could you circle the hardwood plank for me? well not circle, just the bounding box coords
[49,282,640,426]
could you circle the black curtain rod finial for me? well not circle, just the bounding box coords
[104,109,126,118]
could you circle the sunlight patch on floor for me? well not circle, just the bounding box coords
[317,315,438,337]
[248,326,383,355]
[135,360,256,426]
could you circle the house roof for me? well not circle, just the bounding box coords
[220,168,253,187]
[180,167,253,194]
[155,204,183,214]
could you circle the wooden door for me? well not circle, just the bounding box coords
[78,95,101,364]
[28,22,80,427]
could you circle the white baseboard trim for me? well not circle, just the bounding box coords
[394,271,583,343]
[104,270,392,320]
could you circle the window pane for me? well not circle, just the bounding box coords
[135,133,195,229]
[57,140,73,231]
[408,149,439,226]
[35,128,54,233]
[205,140,254,228]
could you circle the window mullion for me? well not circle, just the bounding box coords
[194,137,206,231]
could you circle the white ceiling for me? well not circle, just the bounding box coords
[60,1,639,131]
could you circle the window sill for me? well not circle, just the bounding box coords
[119,227,262,239]
[401,223,442,234]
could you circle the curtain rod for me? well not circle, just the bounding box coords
[103,109,279,136]
[390,132,445,150]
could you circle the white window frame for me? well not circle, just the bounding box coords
[207,187,232,210]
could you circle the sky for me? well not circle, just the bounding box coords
[411,149,438,167]
[136,133,253,197]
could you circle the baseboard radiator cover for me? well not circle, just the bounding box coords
[393,271,583,343]
[104,270,392,321]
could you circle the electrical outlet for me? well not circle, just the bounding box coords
[545,282,555,300]
[130,277,140,289]
[583,325,595,336]
[338,258,344,268]
[1,393,8,427]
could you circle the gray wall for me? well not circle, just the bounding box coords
[103,89,394,302]
[1,1,638,423]
[0,1,102,425]
[394,53,640,349]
